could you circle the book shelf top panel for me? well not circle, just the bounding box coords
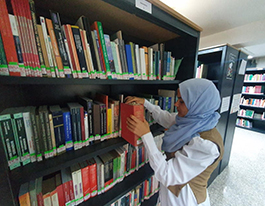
[34,0,194,44]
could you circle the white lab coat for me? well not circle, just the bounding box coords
[141,100,220,206]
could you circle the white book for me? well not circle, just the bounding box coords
[115,43,123,79]
[84,111,89,146]
[139,48,147,80]
[22,109,36,163]
[40,16,55,77]
[135,44,141,80]
[148,47,153,80]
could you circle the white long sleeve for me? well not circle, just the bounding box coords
[141,132,219,206]
[144,99,177,128]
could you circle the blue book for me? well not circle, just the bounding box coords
[125,44,134,80]
[166,51,171,76]
[62,107,73,151]
[49,105,66,154]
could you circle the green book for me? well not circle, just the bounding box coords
[0,113,21,170]
[97,21,112,78]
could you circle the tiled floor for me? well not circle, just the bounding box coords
[208,127,265,206]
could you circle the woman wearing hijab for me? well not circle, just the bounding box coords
[125,78,224,206]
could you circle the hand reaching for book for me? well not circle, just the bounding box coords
[124,96,145,105]
[126,115,150,137]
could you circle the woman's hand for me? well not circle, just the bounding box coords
[124,96,145,105]
[127,115,150,137]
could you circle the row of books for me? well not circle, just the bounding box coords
[236,118,252,128]
[195,63,208,79]
[238,109,255,118]
[244,74,265,82]
[110,176,159,206]
[0,0,182,80]
[237,109,265,120]
[0,94,121,170]
[242,86,265,94]
[0,90,174,170]
[240,97,265,108]
[18,133,164,206]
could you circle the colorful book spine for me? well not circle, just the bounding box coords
[0,0,20,76]
[125,44,134,80]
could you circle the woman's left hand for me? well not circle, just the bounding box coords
[127,115,150,137]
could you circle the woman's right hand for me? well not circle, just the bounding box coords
[124,96,145,105]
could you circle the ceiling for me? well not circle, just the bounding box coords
[160,0,265,58]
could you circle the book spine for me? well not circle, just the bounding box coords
[90,30,101,77]
[0,0,20,76]
[0,32,8,76]
[97,21,111,78]
[62,25,78,78]
[104,34,115,78]
[129,42,137,78]
[40,17,55,77]
[79,107,85,147]
[110,41,120,78]
[22,112,36,163]
[8,14,26,76]
[80,164,90,201]
[43,109,54,158]
[125,44,134,80]
[0,114,21,170]
[22,0,42,77]
[75,107,82,149]
[91,22,108,78]
[29,107,43,162]
[93,30,105,78]
[71,26,89,78]
[28,0,46,76]
[38,110,49,159]
[63,110,73,151]
[12,0,30,76]
[50,11,72,78]
[89,160,98,197]
[79,29,91,77]
[13,113,31,166]
[46,18,65,78]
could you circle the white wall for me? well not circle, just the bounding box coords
[256,57,265,68]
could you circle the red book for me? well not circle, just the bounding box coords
[120,103,144,146]
[21,0,41,76]
[87,158,98,197]
[131,148,136,170]
[55,173,65,206]
[14,0,35,76]
[61,167,74,206]
[0,0,20,76]
[80,161,91,201]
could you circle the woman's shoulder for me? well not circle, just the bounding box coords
[186,135,219,155]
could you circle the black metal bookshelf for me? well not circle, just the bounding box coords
[238,67,265,133]
[0,0,201,205]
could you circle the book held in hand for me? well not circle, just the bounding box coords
[120,103,144,147]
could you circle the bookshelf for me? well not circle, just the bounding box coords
[198,44,248,183]
[237,67,265,133]
[0,0,201,205]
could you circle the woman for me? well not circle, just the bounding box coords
[125,78,224,206]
